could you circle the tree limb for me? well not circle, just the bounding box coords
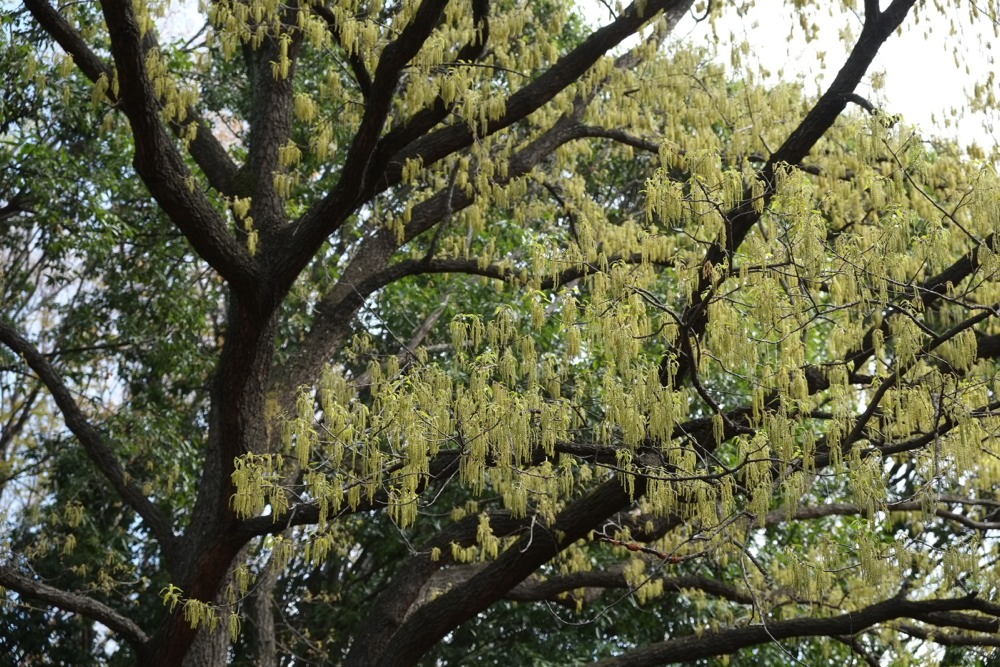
[363,475,644,667]
[379,0,693,188]
[841,303,997,450]
[98,0,257,291]
[0,320,180,568]
[373,0,491,158]
[898,621,1000,646]
[282,0,451,264]
[592,594,994,666]
[0,564,149,649]
[344,509,532,666]
[362,253,665,294]
[21,0,241,196]
[241,15,302,232]
[764,501,1000,533]
[577,125,661,153]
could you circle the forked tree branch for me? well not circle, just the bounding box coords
[272,110,592,395]
[278,0,693,283]
[842,230,1000,375]
[98,0,257,291]
[377,0,693,188]
[840,303,997,449]
[21,0,240,196]
[374,0,491,157]
[339,509,532,664]
[296,0,451,238]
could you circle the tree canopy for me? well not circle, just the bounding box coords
[2,0,1000,664]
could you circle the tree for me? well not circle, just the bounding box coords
[2,0,1000,664]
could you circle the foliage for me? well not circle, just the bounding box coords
[2,0,1000,665]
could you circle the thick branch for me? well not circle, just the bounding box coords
[241,20,302,231]
[898,621,1000,646]
[593,595,993,666]
[373,0,491,157]
[344,510,531,666]
[380,0,692,187]
[0,564,149,649]
[364,476,643,666]
[291,0,450,243]
[919,610,1000,635]
[0,321,179,567]
[98,0,257,291]
[22,0,240,196]
[577,125,661,153]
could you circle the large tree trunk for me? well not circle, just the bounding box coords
[181,627,229,667]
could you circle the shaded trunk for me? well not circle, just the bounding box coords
[143,296,279,665]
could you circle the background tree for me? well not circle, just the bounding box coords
[2,0,1000,665]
